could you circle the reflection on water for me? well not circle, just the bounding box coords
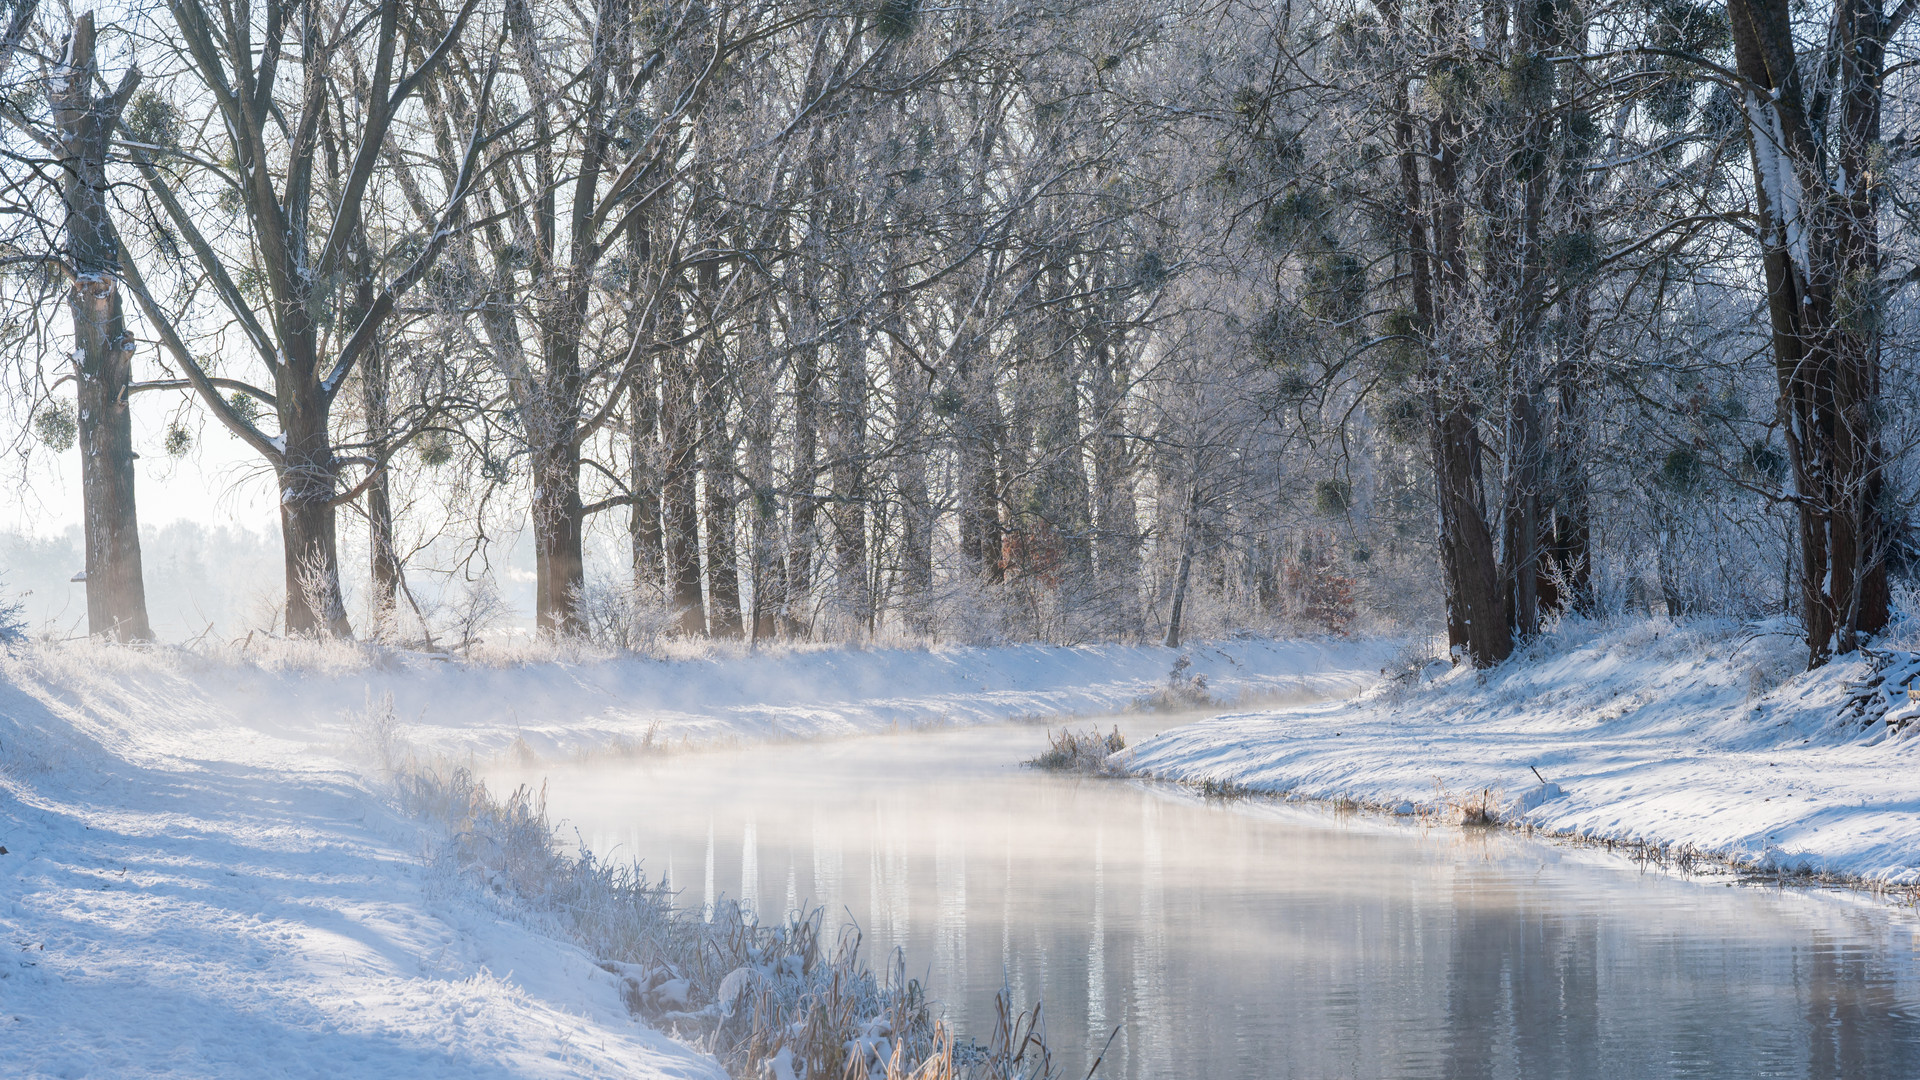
[494,722,1920,1079]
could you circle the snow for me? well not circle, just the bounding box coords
[1122,618,1920,884]
[105,637,1392,762]
[0,637,1385,1077]
[0,647,728,1080]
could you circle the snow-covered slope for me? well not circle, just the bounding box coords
[0,648,729,1080]
[1123,618,1920,884]
[101,636,1396,761]
[0,637,1391,1078]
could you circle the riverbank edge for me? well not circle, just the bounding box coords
[1113,616,1920,901]
[1134,774,1920,908]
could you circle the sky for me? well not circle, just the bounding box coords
[6,392,280,540]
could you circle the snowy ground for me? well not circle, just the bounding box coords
[1122,618,1920,885]
[0,637,1385,1078]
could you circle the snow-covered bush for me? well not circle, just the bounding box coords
[1128,654,1214,711]
[576,577,677,653]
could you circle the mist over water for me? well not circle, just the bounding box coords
[500,721,1920,1080]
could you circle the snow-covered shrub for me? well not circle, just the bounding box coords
[576,577,677,653]
[1128,654,1214,711]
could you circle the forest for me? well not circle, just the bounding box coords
[0,0,1915,669]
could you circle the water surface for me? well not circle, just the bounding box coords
[495,719,1920,1079]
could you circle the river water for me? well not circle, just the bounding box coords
[493,718,1920,1079]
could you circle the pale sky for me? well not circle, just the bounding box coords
[5,396,280,539]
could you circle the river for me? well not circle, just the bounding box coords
[491,716,1920,1079]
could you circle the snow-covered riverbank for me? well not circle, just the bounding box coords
[0,637,1387,1078]
[1123,618,1920,885]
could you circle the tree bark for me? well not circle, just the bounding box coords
[1727,0,1890,665]
[695,265,743,638]
[1163,483,1200,649]
[661,306,707,633]
[53,14,150,642]
[887,324,933,635]
[1088,318,1142,632]
[1387,30,1511,667]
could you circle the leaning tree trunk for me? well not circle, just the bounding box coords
[52,14,149,642]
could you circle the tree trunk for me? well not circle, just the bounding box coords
[888,335,933,635]
[695,279,744,638]
[531,437,586,635]
[1728,0,1890,665]
[1087,318,1141,631]
[278,433,350,638]
[352,259,400,634]
[362,377,401,634]
[630,375,665,597]
[626,217,665,600]
[661,325,707,634]
[956,348,1004,583]
[1163,483,1200,649]
[828,332,870,633]
[1390,28,1511,668]
[747,393,781,642]
[53,14,149,642]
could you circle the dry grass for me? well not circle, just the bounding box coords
[1024,727,1127,775]
[1441,784,1502,826]
[1195,776,1257,800]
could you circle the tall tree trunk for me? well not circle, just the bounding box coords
[695,267,743,638]
[630,375,665,597]
[1497,0,1564,640]
[747,380,781,642]
[784,325,819,639]
[888,328,933,635]
[528,308,587,634]
[1389,40,1510,667]
[661,310,707,634]
[531,435,585,635]
[956,345,1004,583]
[627,219,665,599]
[352,255,401,634]
[1163,483,1200,649]
[52,14,149,642]
[1728,0,1890,665]
[1087,317,1141,630]
[828,329,870,633]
